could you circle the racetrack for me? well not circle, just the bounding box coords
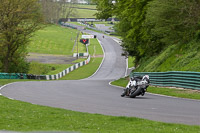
[1,26,200,126]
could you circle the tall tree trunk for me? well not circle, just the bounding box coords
[4,44,10,73]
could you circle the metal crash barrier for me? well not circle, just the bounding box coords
[0,73,27,79]
[131,71,200,90]
[0,55,91,80]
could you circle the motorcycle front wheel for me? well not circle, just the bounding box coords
[129,86,142,98]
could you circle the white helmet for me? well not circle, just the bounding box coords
[142,75,149,80]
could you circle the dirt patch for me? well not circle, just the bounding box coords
[26,53,77,64]
[91,54,104,58]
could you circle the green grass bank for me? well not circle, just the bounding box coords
[134,40,200,72]
[68,4,97,18]
[28,25,86,55]
[0,95,200,133]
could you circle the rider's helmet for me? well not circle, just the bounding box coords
[142,75,149,80]
[142,75,150,84]
[130,77,135,81]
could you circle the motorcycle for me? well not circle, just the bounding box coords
[121,75,150,98]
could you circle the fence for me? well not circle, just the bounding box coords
[131,71,200,90]
[60,22,77,29]
[45,55,90,80]
[0,55,91,80]
[0,73,27,79]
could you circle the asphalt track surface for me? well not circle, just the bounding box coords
[1,26,200,126]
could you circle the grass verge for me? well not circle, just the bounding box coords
[148,86,200,100]
[128,56,135,68]
[111,78,200,100]
[60,57,103,80]
[0,95,200,133]
[89,38,104,55]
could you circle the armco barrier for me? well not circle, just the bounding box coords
[0,55,91,80]
[0,73,27,79]
[45,55,90,80]
[131,71,200,90]
[60,22,77,29]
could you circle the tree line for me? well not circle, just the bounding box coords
[0,0,78,73]
[93,0,200,65]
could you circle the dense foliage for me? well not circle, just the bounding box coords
[93,0,115,19]
[146,0,200,48]
[94,0,200,67]
[0,0,44,73]
[115,0,152,63]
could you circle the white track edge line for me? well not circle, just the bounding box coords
[0,83,15,96]
[112,37,128,77]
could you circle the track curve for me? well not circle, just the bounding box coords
[1,26,200,126]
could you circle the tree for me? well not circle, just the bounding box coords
[60,0,78,19]
[40,0,61,23]
[0,0,44,73]
[92,0,115,19]
[93,0,200,65]
[40,0,78,23]
[146,0,200,45]
[115,0,152,63]
[93,0,152,63]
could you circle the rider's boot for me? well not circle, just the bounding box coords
[141,90,145,96]
[121,89,127,97]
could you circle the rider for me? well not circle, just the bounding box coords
[121,75,149,97]
[141,75,150,95]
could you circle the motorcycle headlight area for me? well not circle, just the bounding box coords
[130,80,137,86]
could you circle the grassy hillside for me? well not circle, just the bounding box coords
[75,8,97,18]
[28,25,86,55]
[134,40,200,72]
[26,24,88,75]
[70,4,97,18]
